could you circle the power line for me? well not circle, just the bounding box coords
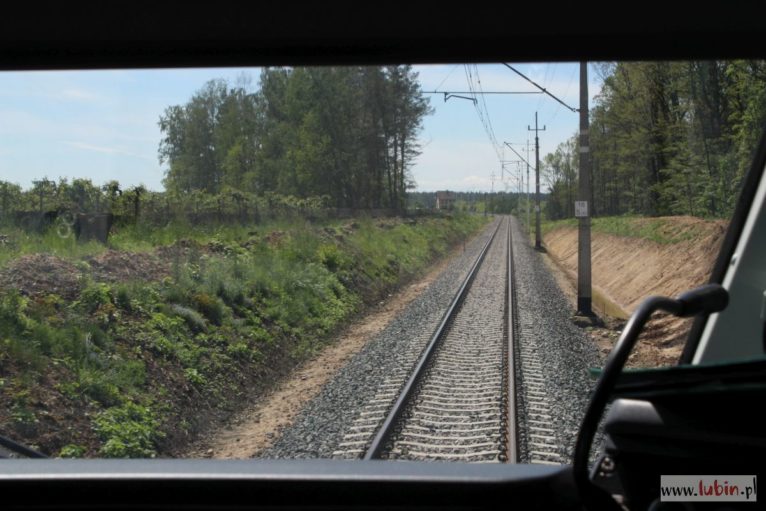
[474,66,502,159]
[463,65,503,162]
[434,64,459,91]
[422,91,541,95]
[536,63,551,111]
[503,63,579,113]
[504,142,532,168]
[547,65,578,125]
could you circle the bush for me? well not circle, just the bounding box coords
[93,402,164,458]
[78,282,113,314]
[184,367,206,386]
[114,285,133,312]
[316,243,348,273]
[169,304,207,333]
[192,293,226,326]
[76,367,122,406]
[227,341,259,361]
[0,291,33,335]
[113,360,147,391]
[59,444,87,458]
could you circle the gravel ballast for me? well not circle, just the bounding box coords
[261,218,500,458]
[510,216,600,464]
[261,215,601,463]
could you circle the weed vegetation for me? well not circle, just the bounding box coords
[0,213,486,457]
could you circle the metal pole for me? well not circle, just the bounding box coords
[577,62,593,315]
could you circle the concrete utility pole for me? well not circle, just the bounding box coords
[528,112,545,250]
[502,143,532,230]
[526,138,531,233]
[576,62,593,316]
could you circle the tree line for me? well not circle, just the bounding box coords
[407,191,538,215]
[543,60,766,220]
[159,66,432,210]
[0,177,378,232]
[0,178,128,220]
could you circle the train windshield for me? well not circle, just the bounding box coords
[0,62,758,461]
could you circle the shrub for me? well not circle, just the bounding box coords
[59,444,87,458]
[192,293,225,326]
[214,278,246,307]
[227,341,259,361]
[316,243,348,273]
[114,285,133,312]
[112,359,147,392]
[76,367,122,406]
[0,291,33,334]
[169,304,207,333]
[78,282,113,314]
[184,367,206,386]
[93,402,164,458]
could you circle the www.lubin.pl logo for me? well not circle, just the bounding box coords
[661,475,757,502]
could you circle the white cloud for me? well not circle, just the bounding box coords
[412,139,504,192]
[59,88,101,102]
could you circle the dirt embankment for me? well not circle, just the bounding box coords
[543,216,728,367]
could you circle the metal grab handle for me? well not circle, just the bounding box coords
[572,284,729,510]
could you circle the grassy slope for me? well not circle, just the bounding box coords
[0,214,487,458]
[541,215,713,244]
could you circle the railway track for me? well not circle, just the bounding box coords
[331,216,559,464]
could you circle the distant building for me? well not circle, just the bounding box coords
[436,191,455,210]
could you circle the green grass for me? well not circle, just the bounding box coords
[541,215,708,244]
[0,212,488,457]
[0,225,106,267]
[108,216,338,253]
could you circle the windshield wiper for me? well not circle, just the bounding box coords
[0,434,47,459]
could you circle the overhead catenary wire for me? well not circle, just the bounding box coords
[547,65,578,125]
[503,63,579,113]
[434,64,459,91]
[422,91,541,94]
[463,65,503,162]
[536,64,551,111]
[475,65,503,158]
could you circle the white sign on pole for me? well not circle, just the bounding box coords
[574,201,588,218]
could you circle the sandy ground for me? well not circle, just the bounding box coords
[544,217,727,312]
[542,217,727,367]
[184,240,475,459]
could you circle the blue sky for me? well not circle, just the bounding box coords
[0,64,602,193]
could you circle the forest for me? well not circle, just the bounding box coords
[0,65,433,231]
[3,62,763,229]
[159,66,431,211]
[543,60,766,220]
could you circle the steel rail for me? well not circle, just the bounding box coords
[363,218,503,460]
[505,216,518,463]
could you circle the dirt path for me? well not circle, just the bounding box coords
[184,240,476,459]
